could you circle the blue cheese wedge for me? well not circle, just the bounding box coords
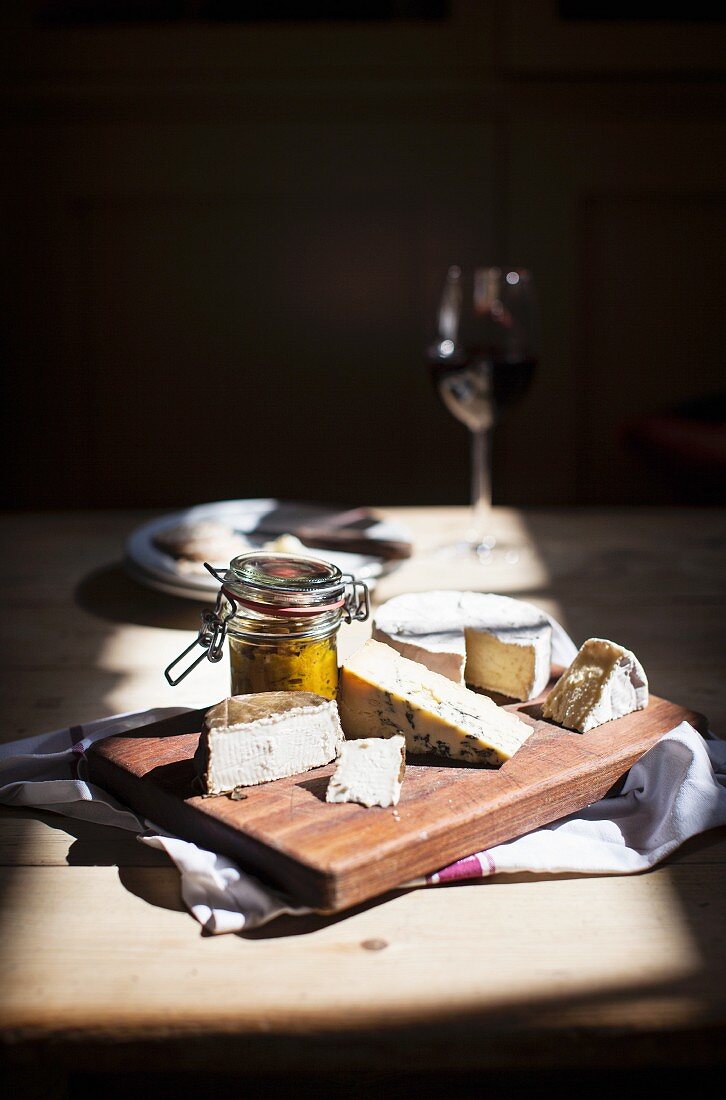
[373,591,551,702]
[542,638,648,733]
[338,640,532,766]
[326,735,406,808]
[197,692,344,795]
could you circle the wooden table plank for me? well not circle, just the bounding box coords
[1,506,724,1068]
[1,865,724,1038]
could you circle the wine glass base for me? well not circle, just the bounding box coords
[433,537,523,566]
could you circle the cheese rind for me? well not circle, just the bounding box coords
[338,640,533,766]
[326,735,406,808]
[372,591,551,701]
[541,638,648,733]
[197,692,344,795]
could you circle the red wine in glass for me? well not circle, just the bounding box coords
[428,348,537,432]
[426,267,538,558]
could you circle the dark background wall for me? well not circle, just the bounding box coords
[2,2,725,510]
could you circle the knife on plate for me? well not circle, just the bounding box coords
[242,507,413,562]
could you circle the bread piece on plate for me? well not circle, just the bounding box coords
[154,520,249,563]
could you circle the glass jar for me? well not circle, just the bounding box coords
[164,552,369,698]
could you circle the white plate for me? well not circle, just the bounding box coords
[124,499,411,602]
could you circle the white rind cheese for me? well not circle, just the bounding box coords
[372,590,552,702]
[326,735,406,808]
[197,692,344,795]
[542,638,648,733]
[338,640,533,766]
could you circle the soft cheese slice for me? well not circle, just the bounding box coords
[373,591,551,701]
[338,640,532,766]
[197,692,344,795]
[542,638,648,733]
[326,735,406,808]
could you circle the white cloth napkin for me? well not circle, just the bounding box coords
[420,722,726,884]
[1,620,725,934]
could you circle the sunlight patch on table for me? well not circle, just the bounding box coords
[0,866,707,1034]
[96,624,228,714]
[376,508,554,601]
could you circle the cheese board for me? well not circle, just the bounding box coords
[87,679,706,913]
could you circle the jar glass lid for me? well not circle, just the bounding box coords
[223,552,345,611]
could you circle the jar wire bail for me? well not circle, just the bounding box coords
[163,560,369,687]
[164,564,237,686]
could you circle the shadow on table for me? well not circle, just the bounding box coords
[0,807,187,916]
[10,802,726,961]
[75,563,202,630]
[63,818,726,947]
[1,806,407,934]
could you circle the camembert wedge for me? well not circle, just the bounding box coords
[542,638,648,733]
[373,591,551,701]
[196,692,344,795]
[338,640,532,766]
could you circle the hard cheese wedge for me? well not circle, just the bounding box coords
[196,692,344,795]
[326,735,406,808]
[338,640,533,766]
[542,638,648,733]
[372,590,551,701]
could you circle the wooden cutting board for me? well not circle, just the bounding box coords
[87,684,706,912]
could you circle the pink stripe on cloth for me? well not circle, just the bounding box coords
[480,850,496,875]
[427,850,496,884]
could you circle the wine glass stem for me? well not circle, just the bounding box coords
[469,428,492,545]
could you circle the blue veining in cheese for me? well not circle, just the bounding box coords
[338,640,533,766]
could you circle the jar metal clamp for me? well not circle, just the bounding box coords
[164,557,370,688]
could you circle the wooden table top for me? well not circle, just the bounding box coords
[1,506,725,1074]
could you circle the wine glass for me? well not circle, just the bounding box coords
[426,265,538,562]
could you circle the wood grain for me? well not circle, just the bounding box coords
[87,690,705,911]
[1,506,725,1069]
[3,863,724,1059]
